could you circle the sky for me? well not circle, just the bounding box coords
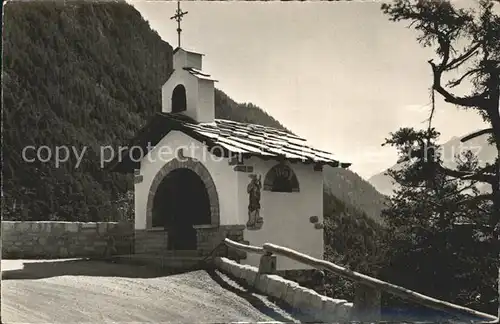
[128,0,489,179]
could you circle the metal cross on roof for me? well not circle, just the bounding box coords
[170,0,188,48]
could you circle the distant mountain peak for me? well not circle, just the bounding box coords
[368,131,497,196]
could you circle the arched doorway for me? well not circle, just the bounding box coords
[171,84,187,113]
[152,168,211,250]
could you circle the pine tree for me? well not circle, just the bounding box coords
[381,1,500,320]
[380,128,497,315]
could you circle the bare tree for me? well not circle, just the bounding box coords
[381,0,500,321]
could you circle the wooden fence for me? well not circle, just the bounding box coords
[223,238,498,322]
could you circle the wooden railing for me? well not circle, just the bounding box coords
[224,238,266,255]
[222,238,498,322]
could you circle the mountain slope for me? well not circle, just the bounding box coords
[3,1,172,221]
[368,132,498,196]
[2,1,385,228]
[324,166,388,224]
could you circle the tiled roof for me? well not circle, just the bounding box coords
[173,47,205,56]
[108,112,350,173]
[183,67,218,82]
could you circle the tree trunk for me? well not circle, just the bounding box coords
[494,205,499,324]
[494,153,500,323]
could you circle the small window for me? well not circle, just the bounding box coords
[172,84,187,113]
[264,163,300,192]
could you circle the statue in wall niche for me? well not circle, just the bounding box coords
[246,174,263,230]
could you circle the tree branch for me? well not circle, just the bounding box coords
[461,128,494,142]
[457,193,494,206]
[443,43,481,71]
[430,60,489,107]
[448,67,483,88]
[436,163,496,183]
[439,181,481,201]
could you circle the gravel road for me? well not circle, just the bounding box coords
[1,259,304,323]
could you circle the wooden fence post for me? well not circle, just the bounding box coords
[258,252,276,274]
[353,283,381,322]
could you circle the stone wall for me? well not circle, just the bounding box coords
[195,225,246,258]
[134,229,167,254]
[134,224,246,257]
[278,269,327,295]
[2,221,134,259]
[214,257,353,322]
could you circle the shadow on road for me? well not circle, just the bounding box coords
[1,258,190,280]
[206,268,316,323]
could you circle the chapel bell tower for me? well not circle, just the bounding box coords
[161,1,217,123]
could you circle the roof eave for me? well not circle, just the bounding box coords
[173,47,205,56]
[235,152,350,168]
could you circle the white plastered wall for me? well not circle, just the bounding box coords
[237,157,325,270]
[134,131,239,230]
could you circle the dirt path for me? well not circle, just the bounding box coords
[1,259,302,323]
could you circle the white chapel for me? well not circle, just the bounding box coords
[107,13,350,271]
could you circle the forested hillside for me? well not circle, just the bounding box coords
[2,1,385,235]
[3,1,170,221]
[324,166,388,224]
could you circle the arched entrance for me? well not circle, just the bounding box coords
[146,157,220,251]
[152,168,211,250]
[171,84,187,113]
